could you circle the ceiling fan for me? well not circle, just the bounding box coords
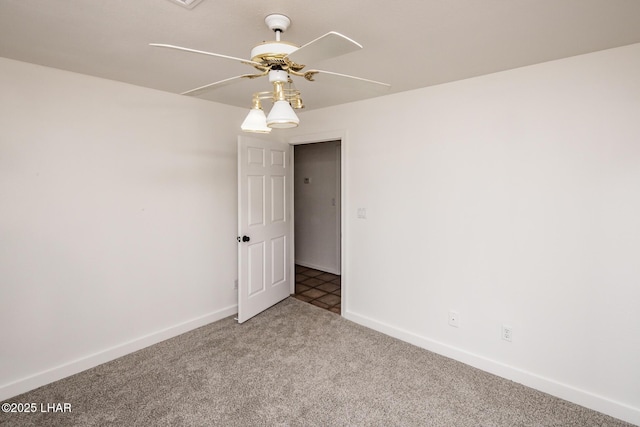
[150,13,390,133]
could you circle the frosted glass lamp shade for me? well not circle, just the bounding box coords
[266,101,299,128]
[241,108,271,133]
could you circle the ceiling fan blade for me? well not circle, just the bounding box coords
[286,32,362,67]
[303,69,391,92]
[181,74,261,97]
[150,43,262,67]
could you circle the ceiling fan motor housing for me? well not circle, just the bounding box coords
[250,41,298,66]
[250,14,302,70]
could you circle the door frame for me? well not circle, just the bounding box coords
[289,130,347,315]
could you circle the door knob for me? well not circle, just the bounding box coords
[238,235,250,242]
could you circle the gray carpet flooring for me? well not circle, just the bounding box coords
[0,297,633,426]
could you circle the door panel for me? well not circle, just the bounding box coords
[271,175,286,222]
[271,235,286,285]
[247,242,265,296]
[248,175,265,226]
[238,136,292,323]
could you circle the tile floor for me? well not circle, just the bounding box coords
[294,265,341,314]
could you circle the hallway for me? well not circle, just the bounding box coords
[293,265,341,314]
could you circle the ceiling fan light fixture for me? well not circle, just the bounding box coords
[265,75,299,128]
[266,100,299,128]
[241,102,271,133]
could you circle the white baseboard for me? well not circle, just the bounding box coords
[295,260,340,275]
[343,309,640,426]
[0,304,238,401]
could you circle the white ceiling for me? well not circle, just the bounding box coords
[2,0,640,112]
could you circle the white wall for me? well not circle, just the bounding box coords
[294,141,340,274]
[288,43,640,424]
[0,58,242,399]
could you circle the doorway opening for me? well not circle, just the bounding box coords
[292,140,342,314]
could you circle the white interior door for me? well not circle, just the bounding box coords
[237,135,292,323]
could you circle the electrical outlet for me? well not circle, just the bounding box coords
[502,325,513,342]
[448,310,459,328]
